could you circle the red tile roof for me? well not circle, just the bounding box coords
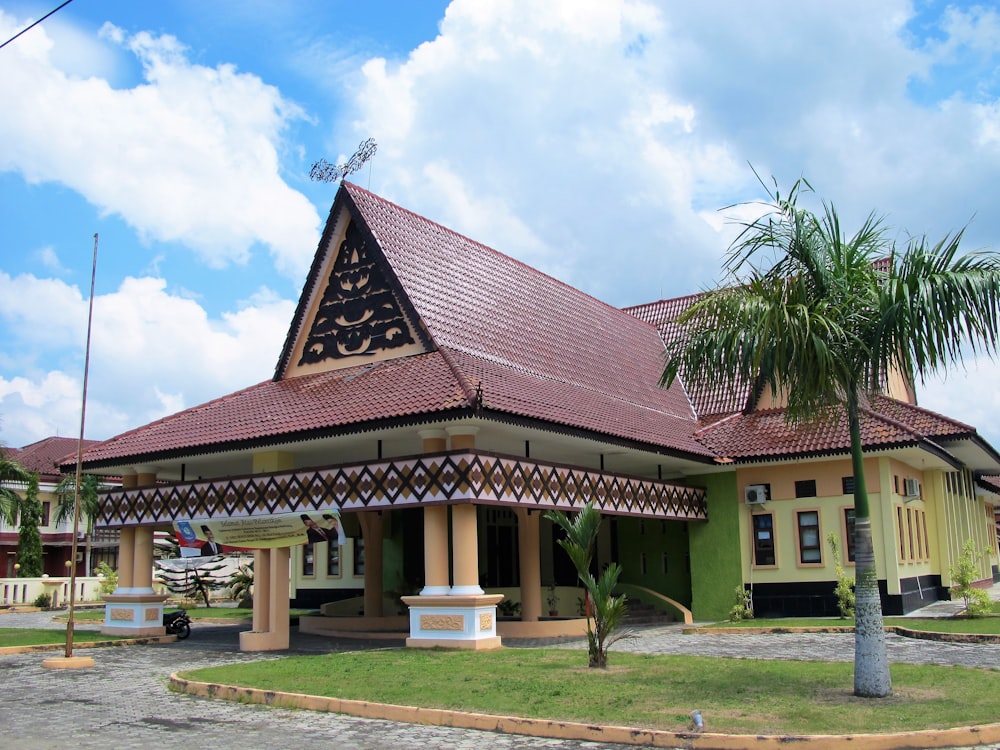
[79,353,470,465]
[693,395,976,462]
[624,294,754,419]
[74,184,991,472]
[78,183,710,468]
[12,437,97,478]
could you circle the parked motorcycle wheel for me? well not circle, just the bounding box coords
[173,621,191,640]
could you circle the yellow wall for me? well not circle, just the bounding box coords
[736,457,935,593]
[737,458,999,592]
[925,468,998,586]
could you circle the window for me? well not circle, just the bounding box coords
[327,541,340,576]
[40,502,51,527]
[302,543,315,577]
[842,476,855,495]
[921,510,930,559]
[795,479,817,498]
[914,512,923,560]
[843,508,856,563]
[353,537,365,576]
[639,552,647,575]
[906,508,916,560]
[661,552,669,574]
[752,513,776,566]
[896,507,906,560]
[796,510,822,564]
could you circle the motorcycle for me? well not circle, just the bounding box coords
[163,609,192,640]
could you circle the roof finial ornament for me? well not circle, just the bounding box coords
[310,138,378,185]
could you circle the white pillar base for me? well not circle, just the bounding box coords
[401,594,503,650]
[100,592,169,636]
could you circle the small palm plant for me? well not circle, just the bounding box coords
[545,502,630,668]
[228,562,254,608]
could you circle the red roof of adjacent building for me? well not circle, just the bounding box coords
[13,437,97,478]
[693,396,975,462]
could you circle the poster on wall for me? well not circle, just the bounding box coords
[174,510,345,557]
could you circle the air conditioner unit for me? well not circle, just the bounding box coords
[903,478,921,498]
[744,484,768,505]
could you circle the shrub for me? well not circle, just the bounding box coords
[950,539,993,618]
[95,561,118,595]
[33,592,51,609]
[827,533,855,618]
[728,586,753,622]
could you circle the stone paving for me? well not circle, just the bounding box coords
[2,601,999,750]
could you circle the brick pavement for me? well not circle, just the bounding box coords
[2,609,999,749]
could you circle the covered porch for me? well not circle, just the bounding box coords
[97,441,707,651]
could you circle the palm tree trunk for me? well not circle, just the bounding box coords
[847,391,892,697]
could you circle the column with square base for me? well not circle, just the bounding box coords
[401,594,503,649]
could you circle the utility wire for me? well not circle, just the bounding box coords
[0,0,76,52]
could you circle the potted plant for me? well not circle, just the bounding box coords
[546,585,559,616]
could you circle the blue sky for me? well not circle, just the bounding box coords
[2,0,1000,451]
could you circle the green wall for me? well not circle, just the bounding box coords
[687,471,743,621]
[616,516,692,606]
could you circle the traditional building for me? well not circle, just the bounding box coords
[1,436,116,579]
[70,183,1000,649]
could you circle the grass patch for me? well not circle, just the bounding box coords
[0,628,131,647]
[704,615,1000,635]
[181,648,1000,735]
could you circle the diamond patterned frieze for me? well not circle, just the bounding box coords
[96,449,707,525]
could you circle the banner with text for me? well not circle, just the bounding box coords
[174,510,344,556]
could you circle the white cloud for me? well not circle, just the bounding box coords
[0,12,321,280]
[917,357,1000,449]
[337,0,1000,306]
[0,272,295,448]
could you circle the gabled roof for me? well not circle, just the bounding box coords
[691,395,980,463]
[624,295,999,469]
[625,293,755,420]
[12,437,97,478]
[78,183,711,469]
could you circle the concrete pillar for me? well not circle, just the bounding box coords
[516,508,542,621]
[447,426,479,451]
[240,546,290,651]
[451,504,483,595]
[447,426,483,595]
[359,512,384,617]
[420,428,451,595]
[422,505,451,595]
[116,527,136,591]
[101,468,167,637]
[132,527,154,591]
[268,546,290,645]
[252,548,271,632]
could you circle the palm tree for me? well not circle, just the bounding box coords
[54,473,106,576]
[0,448,32,527]
[661,177,1000,698]
[545,503,630,668]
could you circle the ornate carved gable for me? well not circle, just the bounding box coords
[280,208,431,379]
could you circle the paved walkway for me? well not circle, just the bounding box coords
[2,599,999,750]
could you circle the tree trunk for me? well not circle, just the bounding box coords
[847,392,892,697]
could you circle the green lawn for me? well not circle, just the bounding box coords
[180,648,1000,736]
[0,628,132,647]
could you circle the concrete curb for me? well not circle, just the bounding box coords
[0,635,177,655]
[683,625,1000,644]
[169,674,1000,750]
